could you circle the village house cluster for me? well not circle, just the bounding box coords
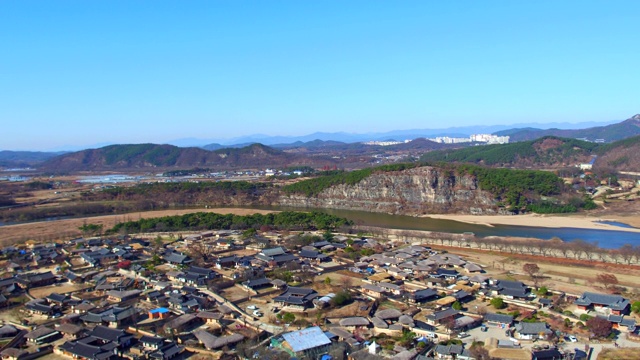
[0,229,634,360]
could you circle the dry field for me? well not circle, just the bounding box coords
[442,246,640,295]
[29,283,91,298]
[598,348,640,360]
[0,207,277,245]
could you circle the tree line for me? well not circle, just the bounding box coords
[360,226,640,265]
[106,211,353,234]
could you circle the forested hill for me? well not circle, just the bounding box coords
[419,135,640,171]
[594,135,640,171]
[0,150,66,168]
[494,114,640,142]
[39,143,331,172]
[419,136,599,168]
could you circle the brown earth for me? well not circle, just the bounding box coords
[434,245,640,295]
[598,348,640,360]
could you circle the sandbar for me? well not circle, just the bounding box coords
[424,213,640,233]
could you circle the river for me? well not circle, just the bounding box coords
[253,206,640,249]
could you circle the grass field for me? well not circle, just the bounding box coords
[598,348,640,360]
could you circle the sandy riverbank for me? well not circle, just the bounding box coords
[424,213,640,233]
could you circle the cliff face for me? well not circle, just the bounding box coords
[277,166,498,215]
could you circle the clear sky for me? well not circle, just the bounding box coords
[1,1,639,150]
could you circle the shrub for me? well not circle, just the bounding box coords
[537,287,549,296]
[331,290,352,306]
[579,314,592,322]
[491,298,506,309]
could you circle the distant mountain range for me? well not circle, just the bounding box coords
[169,118,620,148]
[0,150,67,168]
[36,143,334,173]
[494,114,640,142]
[2,115,638,173]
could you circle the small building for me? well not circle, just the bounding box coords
[25,326,60,344]
[140,335,165,350]
[196,311,224,326]
[149,342,183,359]
[163,252,192,266]
[426,308,459,326]
[339,317,370,329]
[281,326,332,358]
[514,322,552,340]
[106,290,141,303]
[242,278,273,291]
[494,280,530,299]
[433,344,472,360]
[484,313,514,328]
[360,284,385,299]
[56,323,85,340]
[575,292,630,315]
[165,314,199,332]
[148,308,171,320]
[16,271,56,288]
[404,288,438,304]
[532,348,563,360]
[46,293,70,305]
[273,287,318,310]
[0,348,28,360]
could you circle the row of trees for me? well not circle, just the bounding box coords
[107,211,353,234]
[362,226,640,265]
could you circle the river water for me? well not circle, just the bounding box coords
[254,206,640,249]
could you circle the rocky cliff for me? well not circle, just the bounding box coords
[277,166,498,215]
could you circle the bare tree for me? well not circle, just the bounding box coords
[571,240,589,260]
[442,316,456,334]
[536,240,552,257]
[186,241,214,266]
[523,263,541,289]
[595,273,619,290]
[586,316,612,338]
[469,344,492,360]
[582,242,599,262]
[618,244,635,265]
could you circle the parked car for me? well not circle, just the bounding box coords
[458,332,470,339]
[481,325,488,332]
[568,335,578,343]
[247,305,258,310]
[253,310,263,317]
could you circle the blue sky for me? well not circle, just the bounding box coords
[1,1,639,150]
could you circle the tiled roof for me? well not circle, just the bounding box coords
[575,292,630,310]
[281,326,331,353]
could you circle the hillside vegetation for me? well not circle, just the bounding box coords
[419,135,640,171]
[457,164,594,212]
[282,163,420,197]
[420,136,599,167]
[594,134,640,171]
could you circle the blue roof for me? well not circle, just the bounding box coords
[149,307,170,314]
[282,326,331,352]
